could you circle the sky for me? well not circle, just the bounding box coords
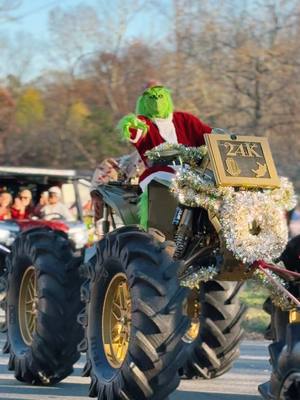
[3,0,81,40]
[2,1,130,38]
[1,0,170,80]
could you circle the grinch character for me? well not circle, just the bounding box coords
[118,82,212,228]
[119,82,212,191]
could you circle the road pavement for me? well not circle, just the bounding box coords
[0,334,270,400]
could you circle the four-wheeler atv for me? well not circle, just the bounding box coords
[0,166,90,381]
[3,134,300,400]
[0,166,90,256]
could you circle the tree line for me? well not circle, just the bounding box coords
[0,0,299,191]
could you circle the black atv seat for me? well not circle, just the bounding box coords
[148,181,178,240]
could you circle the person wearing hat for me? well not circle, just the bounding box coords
[118,82,212,191]
[40,186,73,221]
[117,82,212,228]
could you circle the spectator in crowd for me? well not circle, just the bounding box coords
[33,191,49,217]
[0,192,13,220]
[289,206,300,237]
[11,189,33,219]
[40,186,73,220]
[11,196,23,219]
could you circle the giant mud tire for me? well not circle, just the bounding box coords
[4,228,84,384]
[259,235,300,400]
[181,281,245,379]
[78,226,189,400]
[0,249,8,333]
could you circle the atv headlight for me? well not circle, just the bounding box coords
[0,222,20,246]
[68,224,89,250]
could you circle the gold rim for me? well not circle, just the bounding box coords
[183,289,201,343]
[184,319,201,342]
[289,308,300,324]
[19,266,38,346]
[102,273,131,368]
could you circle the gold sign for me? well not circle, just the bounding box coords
[204,134,280,188]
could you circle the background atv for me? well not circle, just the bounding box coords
[0,166,91,259]
[1,166,90,383]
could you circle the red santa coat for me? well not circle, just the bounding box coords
[129,111,212,190]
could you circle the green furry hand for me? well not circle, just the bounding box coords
[118,114,148,140]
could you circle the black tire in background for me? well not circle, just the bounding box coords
[181,280,246,379]
[0,249,8,333]
[3,228,84,384]
[259,235,300,400]
[0,250,7,277]
[78,226,189,400]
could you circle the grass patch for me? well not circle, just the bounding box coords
[240,282,270,335]
[242,307,270,334]
[240,285,268,308]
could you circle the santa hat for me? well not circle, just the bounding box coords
[142,80,163,93]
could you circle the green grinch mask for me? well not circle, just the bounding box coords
[136,86,173,119]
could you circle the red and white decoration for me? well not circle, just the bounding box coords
[129,111,212,190]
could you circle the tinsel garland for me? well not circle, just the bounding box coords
[146,143,297,297]
[180,265,219,289]
[253,268,292,310]
[146,143,207,165]
[172,173,295,213]
[180,263,296,310]
[171,172,296,264]
[171,169,233,213]
[270,177,297,211]
[220,192,289,264]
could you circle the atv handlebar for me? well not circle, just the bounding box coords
[148,149,182,167]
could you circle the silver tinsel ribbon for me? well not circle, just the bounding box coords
[253,268,293,310]
[146,143,207,165]
[146,144,298,288]
[180,266,219,289]
[220,191,289,264]
[171,171,296,264]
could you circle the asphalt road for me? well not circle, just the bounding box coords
[0,335,270,400]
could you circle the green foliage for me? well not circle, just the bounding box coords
[1,0,300,181]
[84,108,131,160]
[240,283,269,307]
[242,307,270,334]
[16,88,44,129]
[67,100,90,128]
[240,282,270,335]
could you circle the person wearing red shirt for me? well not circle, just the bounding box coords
[119,82,212,190]
[11,189,33,220]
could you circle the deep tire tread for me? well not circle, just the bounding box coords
[4,228,84,385]
[80,226,189,400]
[182,280,245,379]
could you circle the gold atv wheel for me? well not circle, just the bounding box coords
[5,229,83,385]
[78,226,189,400]
[181,281,246,380]
[102,273,131,368]
[18,266,38,346]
